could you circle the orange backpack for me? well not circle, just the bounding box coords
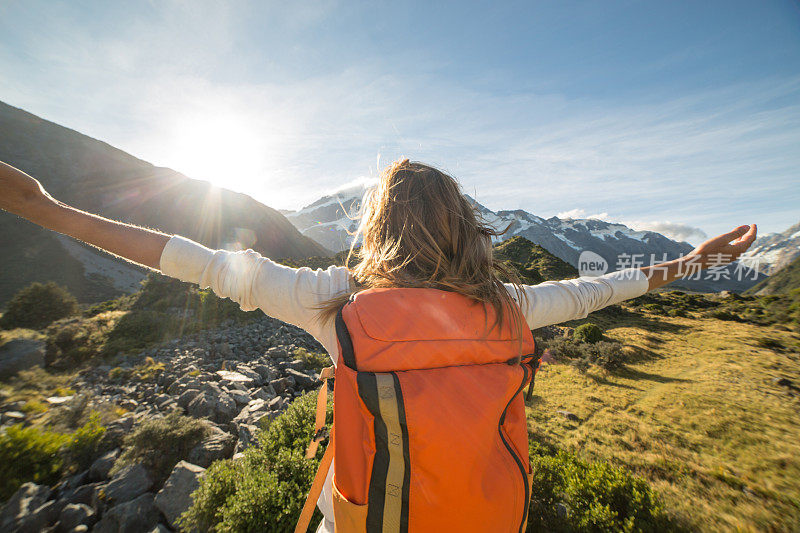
[296,287,538,533]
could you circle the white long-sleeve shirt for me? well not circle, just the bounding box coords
[158,235,650,531]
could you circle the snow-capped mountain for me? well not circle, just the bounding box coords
[284,187,765,292]
[742,221,800,275]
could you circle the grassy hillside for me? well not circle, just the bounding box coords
[747,254,800,295]
[494,236,578,283]
[531,307,800,531]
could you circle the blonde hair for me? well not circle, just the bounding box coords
[317,159,529,348]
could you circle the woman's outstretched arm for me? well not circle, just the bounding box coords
[508,224,758,329]
[0,161,170,269]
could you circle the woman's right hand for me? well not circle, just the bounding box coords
[0,161,56,216]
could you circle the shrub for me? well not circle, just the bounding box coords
[573,323,603,344]
[180,391,332,533]
[0,424,68,500]
[528,445,673,532]
[0,282,79,330]
[104,310,178,355]
[292,347,330,374]
[0,415,107,500]
[545,337,630,371]
[63,412,107,471]
[114,412,209,485]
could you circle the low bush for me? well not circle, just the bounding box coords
[180,391,332,533]
[573,323,603,344]
[62,412,107,471]
[292,347,330,373]
[45,314,116,367]
[114,412,209,485]
[545,337,630,371]
[528,443,673,532]
[0,414,108,500]
[104,310,179,355]
[0,424,68,500]
[0,282,79,330]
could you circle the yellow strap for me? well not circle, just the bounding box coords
[295,365,336,533]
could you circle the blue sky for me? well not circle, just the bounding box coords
[1,0,798,244]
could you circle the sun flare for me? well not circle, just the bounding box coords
[165,113,267,195]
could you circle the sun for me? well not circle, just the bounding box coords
[164,113,267,195]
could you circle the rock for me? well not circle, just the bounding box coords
[187,392,215,419]
[92,494,160,533]
[252,385,277,400]
[66,526,89,533]
[215,393,238,424]
[268,396,284,411]
[46,395,74,405]
[0,338,45,379]
[88,449,119,481]
[154,461,206,528]
[0,482,50,530]
[270,377,291,394]
[2,410,26,424]
[252,364,277,381]
[15,500,62,533]
[177,389,201,409]
[58,503,96,531]
[187,427,236,467]
[556,409,580,422]
[217,342,234,358]
[556,502,570,518]
[286,368,315,389]
[103,463,152,504]
[236,423,259,450]
[147,525,172,533]
[773,377,793,387]
[61,483,99,507]
[228,389,251,406]
[216,370,256,388]
[103,417,134,446]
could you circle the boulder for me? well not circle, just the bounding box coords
[216,370,256,388]
[61,483,99,507]
[187,427,236,467]
[286,368,315,389]
[0,482,50,529]
[177,389,201,409]
[154,461,206,528]
[88,449,119,481]
[58,503,96,531]
[0,338,45,379]
[103,463,152,504]
[92,493,160,533]
[14,500,62,533]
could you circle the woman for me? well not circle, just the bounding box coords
[0,158,756,532]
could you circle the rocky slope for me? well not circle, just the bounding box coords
[0,101,330,305]
[746,253,800,295]
[284,187,764,292]
[742,220,800,275]
[0,315,327,532]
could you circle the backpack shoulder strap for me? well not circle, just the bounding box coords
[295,364,335,533]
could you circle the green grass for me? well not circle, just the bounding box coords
[527,311,800,531]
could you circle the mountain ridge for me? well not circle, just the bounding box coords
[0,101,330,304]
[284,186,764,292]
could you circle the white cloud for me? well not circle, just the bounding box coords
[624,220,707,243]
[557,209,609,220]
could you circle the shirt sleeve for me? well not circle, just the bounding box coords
[505,268,649,330]
[158,235,352,345]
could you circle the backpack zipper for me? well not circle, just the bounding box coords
[498,363,530,533]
